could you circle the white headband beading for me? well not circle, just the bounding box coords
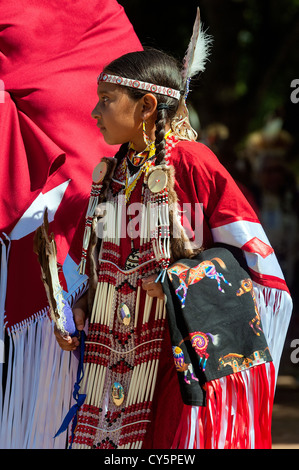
[97,72,181,101]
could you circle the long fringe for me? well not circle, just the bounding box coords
[0,311,77,449]
[0,233,11,435]
[171,362,275,449]
[0,233,88,449]
[253,283,292,379]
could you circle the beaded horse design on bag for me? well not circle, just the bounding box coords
[236,278,263,336]
[167,257,232,308]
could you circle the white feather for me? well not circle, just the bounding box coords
[182,8,213,88]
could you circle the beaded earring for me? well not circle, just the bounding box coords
[142,121,154,149]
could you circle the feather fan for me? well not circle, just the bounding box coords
[34,208,76,338]
[181,7,213,95]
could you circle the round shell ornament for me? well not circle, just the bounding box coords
[147,169,167,193]
[92,160,107,184]
[111,382,125,406]
[118,302,131,326]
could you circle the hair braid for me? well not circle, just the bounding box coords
[154,108,168,166]
[114,142,129,164]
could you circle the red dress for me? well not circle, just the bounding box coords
[71,139,291,449]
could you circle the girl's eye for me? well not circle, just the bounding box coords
[102,96,109,103]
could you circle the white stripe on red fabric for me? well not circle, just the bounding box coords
[211,220,284,281]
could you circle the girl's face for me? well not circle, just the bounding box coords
[91,82,145,150]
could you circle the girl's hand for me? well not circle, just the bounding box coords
[142,274,165,300]
[54,294,87,351]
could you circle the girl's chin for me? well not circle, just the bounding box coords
[101,133,126,147]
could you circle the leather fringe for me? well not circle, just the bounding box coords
[171,362,275,449]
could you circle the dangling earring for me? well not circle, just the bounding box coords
[142,121,154,149]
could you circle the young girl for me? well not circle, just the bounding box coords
[54,46,292,449]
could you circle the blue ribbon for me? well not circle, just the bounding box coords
[54,330,86,448]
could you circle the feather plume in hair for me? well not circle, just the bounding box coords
[172,8,212,142]
[34,209,77,338]
[181,7,212,97]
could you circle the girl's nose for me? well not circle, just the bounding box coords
[91,104,100,119]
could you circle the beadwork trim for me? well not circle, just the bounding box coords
[85,338,164,355]
[97,72,181,100]
[81,419,151,434]
[98,257,154,274]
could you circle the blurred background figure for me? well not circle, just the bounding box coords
[201,122,260,215]
[244,118,299,293]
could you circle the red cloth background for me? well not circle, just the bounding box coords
[0,0,142,327]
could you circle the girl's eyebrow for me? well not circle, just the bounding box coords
[97,88,111,97]
[97,84,116,97]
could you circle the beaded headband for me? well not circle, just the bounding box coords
[97,72,181,101]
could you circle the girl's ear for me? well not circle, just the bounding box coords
[140,93,157,121]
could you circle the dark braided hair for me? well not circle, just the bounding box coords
[103,48,183,165]
[154,105,168,165]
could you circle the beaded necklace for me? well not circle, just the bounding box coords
[79,131,178,276]
[121,129,172,204]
